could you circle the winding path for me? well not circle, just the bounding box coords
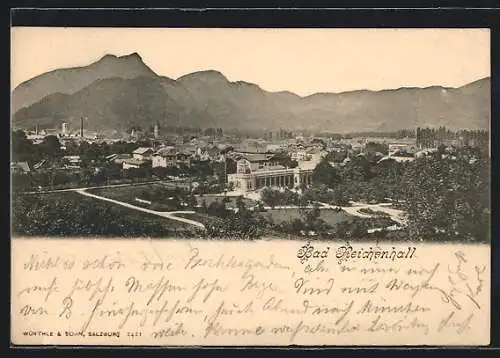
[22,180,170,195]
[75,189,206,230]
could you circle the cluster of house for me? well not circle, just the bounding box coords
[14,126,467,192]
[106,144,228,170]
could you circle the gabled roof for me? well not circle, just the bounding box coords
[154,146,176,156]
[107,153,131,160]
[154,146,192,158]
[234,152,277,162]
[132,147,154,155]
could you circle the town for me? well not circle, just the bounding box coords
[11,119,490,242]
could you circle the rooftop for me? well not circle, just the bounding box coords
[234,152,277,162]
[123,158,150,165]
[154,146,176,156]
[132,147,154,155]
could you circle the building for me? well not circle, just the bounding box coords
[152,147,191,168]
[227,151,314,192]
[132,147,154,160]
[11,161,30,174]
[152,147,177,167]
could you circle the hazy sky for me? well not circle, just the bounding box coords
[11,27,490,96]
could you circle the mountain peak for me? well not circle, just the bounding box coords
[91,52,156,76]
[177,69,228,83]
[119,52,143,60]
[99,54,118,61]
[98,52,144,64]
[12,52,157,112]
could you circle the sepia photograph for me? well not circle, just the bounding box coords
[11,28,490,243]
[10,27,491,346]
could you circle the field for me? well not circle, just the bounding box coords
[11,191,198,238]
[88,183,189,211]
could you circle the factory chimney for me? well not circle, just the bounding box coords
[80,117,84,137]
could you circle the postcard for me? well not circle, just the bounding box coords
[10,27,491,346]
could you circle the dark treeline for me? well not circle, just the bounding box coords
[314,127,489,144]
[316,129,416,139]
[416,127,489,148]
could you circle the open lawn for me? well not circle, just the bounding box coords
[89,183,189,211]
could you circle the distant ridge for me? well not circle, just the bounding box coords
[12,53,490,133]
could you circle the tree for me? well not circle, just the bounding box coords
[312,159,342,188]
[261,188,278,208]
[200,199,208,213]
[290,218,305,233]
[311,138,327,149]
[275,151,298,168]
[12,130,36,162]
[335,218,368,238]
[325,150,348,163]
[207,200,227,218]
[303,202,321,229]
[401,149,490,242]
[38,135,62,158]
[186,195,198,209]
[64,140,80,155]
[365,142,389,155]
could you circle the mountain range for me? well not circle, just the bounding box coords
[12,52,491,134]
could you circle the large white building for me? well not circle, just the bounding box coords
[227,152,314,192]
